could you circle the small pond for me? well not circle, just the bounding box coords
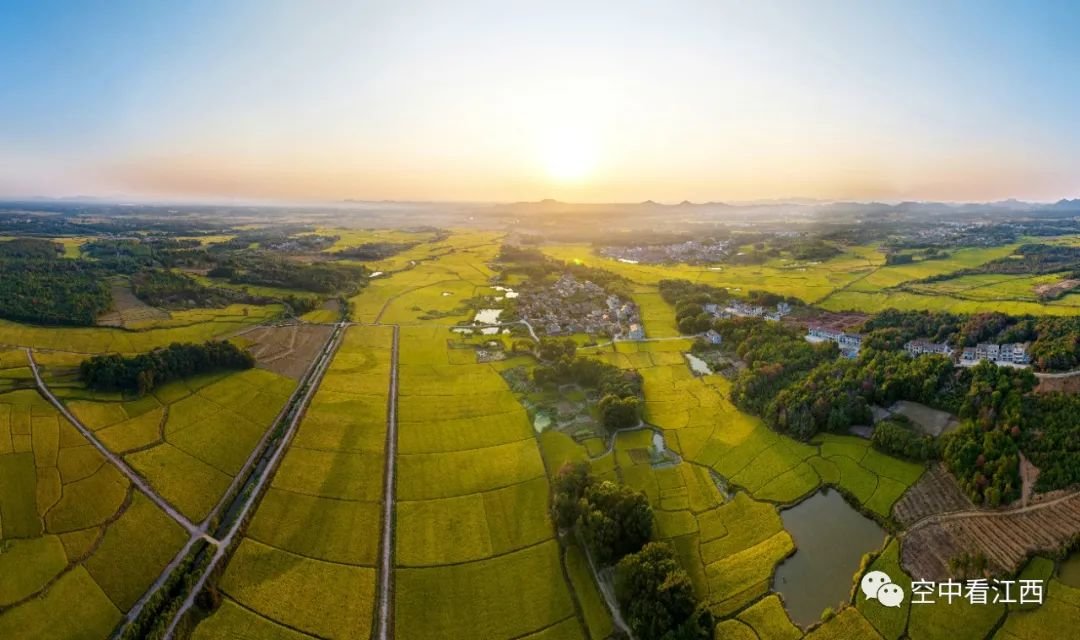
[684,353,712,376]
[771,489,886,628]
[474,308,502,324]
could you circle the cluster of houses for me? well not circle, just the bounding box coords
[705,301,792,322]
[600,240,730,265]
[902,339,1031,366]
[805,326,864,358]
[516,274,644,340]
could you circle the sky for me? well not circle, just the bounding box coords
[2,0,1080,204]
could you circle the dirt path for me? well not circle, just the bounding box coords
[901,488,1080,579]
[374,325,400,640]
[160,321,347,639]
[25,348,205,538]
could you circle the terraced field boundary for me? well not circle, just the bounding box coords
[25,348,203,537]
[159,321,349,639]
[375,324,400,640]
[121,321,344,632]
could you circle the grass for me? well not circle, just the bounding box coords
[220,538,377,639]
[72,367,297,522]
[737,594,802,640]
[855,539,909,640]
[126,443,230,522]
[804,606,882,639]
[192,599,319,640]
[0,451,41,538]
[83,492,188,611]
[195,324,393,638]
[246,488,382,566]
[997,579,1080,639]
[0,535,68,607]
[396,438,546,501]
[0,304,279,353]
[396,540,577,640]
[565,545,613,640]
[44,462,128,533]
[0,566,122,640]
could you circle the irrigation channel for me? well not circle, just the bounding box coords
[105,320,349,639]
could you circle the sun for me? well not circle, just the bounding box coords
[541,130,596,182]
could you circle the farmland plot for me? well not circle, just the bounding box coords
[65,367,297,522]
[0,387,186,638]
[193,324,393,640]
[394,327,583,640]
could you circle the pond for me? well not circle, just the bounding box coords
[683,353,712,376]
[771,489,886,628]
[474,308,502,324]
[1059,552,1080,588]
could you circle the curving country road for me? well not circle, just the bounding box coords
[25,348,205,538]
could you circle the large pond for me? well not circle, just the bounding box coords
[771,489,886,627]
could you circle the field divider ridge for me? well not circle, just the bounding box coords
[25,347,204,537]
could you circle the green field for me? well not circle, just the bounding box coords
[394,325,583,639]
[0,384,186,636]
[64,367,297,522]
[539,240,1080,318]
[194,324,393,640]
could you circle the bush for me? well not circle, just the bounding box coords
[615,542,713,640]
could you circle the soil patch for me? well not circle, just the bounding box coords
[236,324,332,379]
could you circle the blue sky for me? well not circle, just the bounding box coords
[2,0,1080,202]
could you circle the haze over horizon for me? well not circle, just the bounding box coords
[4,0,1080,204]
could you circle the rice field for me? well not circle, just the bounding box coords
[540,240,1080,317]
[192,324,393,640]
[394,325,583,639]
[64,367,297,522]
[0,387,187,637]
[0,304,279,354]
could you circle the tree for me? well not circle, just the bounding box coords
[599,394,641,430]
[615,542,713,640]
[551,462,592,529]
[579,480,653,565]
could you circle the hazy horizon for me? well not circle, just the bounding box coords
[4,1,1080,203]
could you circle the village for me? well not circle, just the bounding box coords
[599,239,730,265]
[513,273,644,339]
[804,326,1032,367]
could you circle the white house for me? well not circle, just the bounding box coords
[904,340,954,358]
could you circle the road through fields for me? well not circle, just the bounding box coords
[375,324,400,640]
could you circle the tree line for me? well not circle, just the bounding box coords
[659,285,1058,506]
[552,463,712,640]
[80,341,255,395]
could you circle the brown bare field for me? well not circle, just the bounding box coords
[893,464,973,527]
[97,279,170,328]
[1034,278,1080,299]
[234,323,332,379]
[901,489,1080,580]
[1035,373,1080,394]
